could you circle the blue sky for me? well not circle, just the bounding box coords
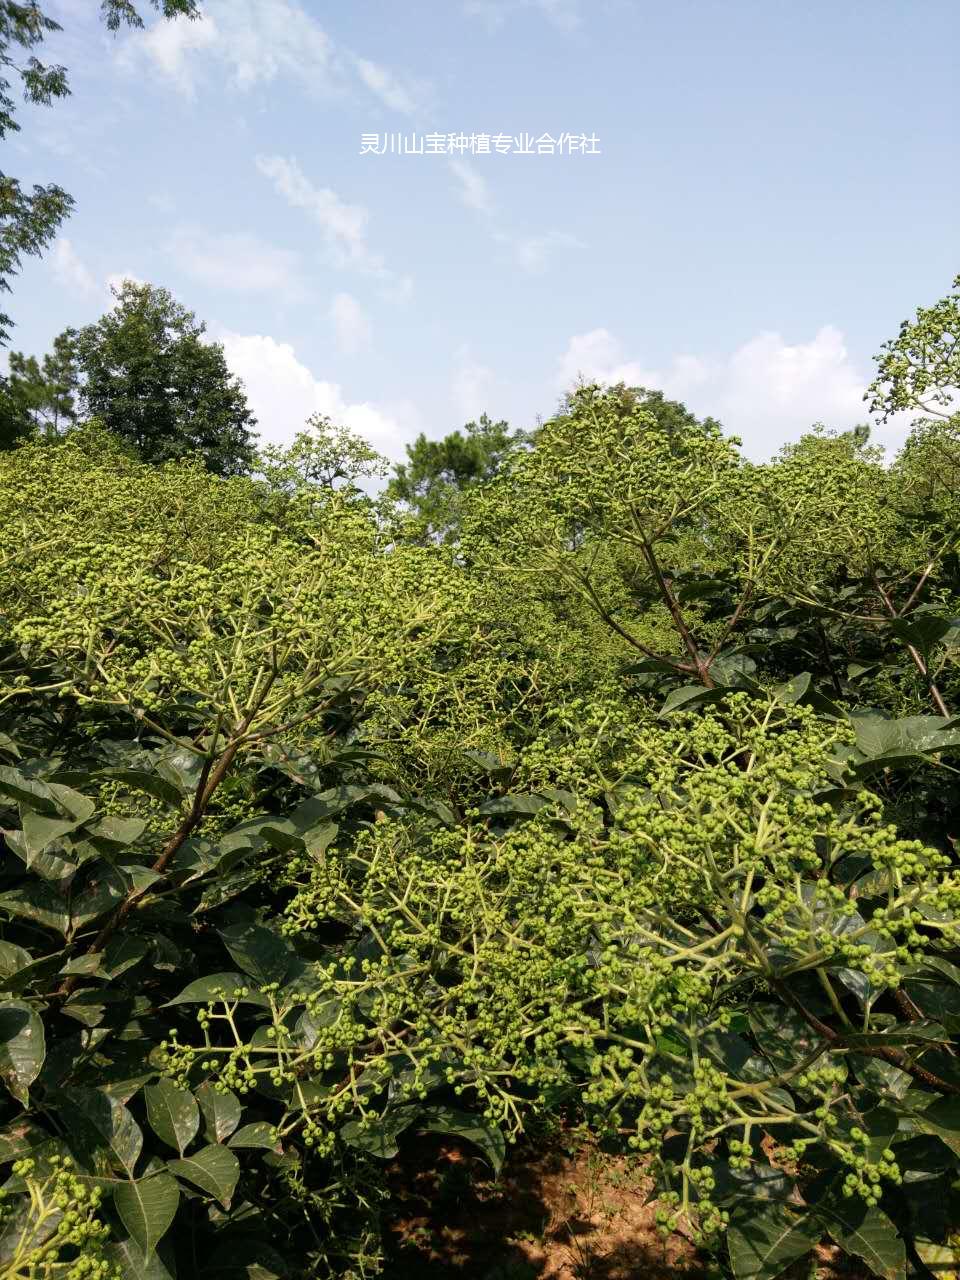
[9,0,959,460]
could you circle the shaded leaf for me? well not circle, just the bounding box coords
[165,973,270,1008]
[416,1105,505,1174]
[61,1087,143,1175]
[218,923,293,988]
[196,1082,241,1144]
[0,1001,44,1105]
[145,1080,200,1156]
[228,1123,279,1150]
[113,1173,180,1257]
[727,1203,819,1280]
[168,1144,239,1208]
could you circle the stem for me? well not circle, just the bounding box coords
[641,538,714,687]
[874,577,951,717]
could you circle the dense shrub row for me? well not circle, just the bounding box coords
[1,280,960,1278]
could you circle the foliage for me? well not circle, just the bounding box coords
[63,282,257,475]
[0,277,959,1279]
[386,412,526,541]
[867,273,960,424]
[0,335,78,444]
[258,416,388,495]
[0,1,200,344]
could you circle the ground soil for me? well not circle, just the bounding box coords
[382,1132,878,1279]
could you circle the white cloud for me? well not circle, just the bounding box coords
[534,0,581,29]
[50,238,96,294]
[555,325,906,458]
[353,56,420,114]
[330,293,372,355]
[450,159,496,216]
[124,0,331,96]
[257,155,373,269]
[105,272,147,300]
[452,345,495,421]
[220,331,417,459]
[557,328,652,390]
[169,229,307,299]
[257,154,411,296]
[506,229,585,274]
[449,162,583,274]
[125,0,425,116]
[124,7,219,95]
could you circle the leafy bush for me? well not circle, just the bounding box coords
[1,279,960,1280]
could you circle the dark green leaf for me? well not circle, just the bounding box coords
[340,1108,418,1159]
[416,1105,505,1174]
[0,1001,44,1105]
[113,1173,180,1257]
[145,1080,200,1156]
[196,1082,241,1143]
[727,1203,819,1280]
[228,1123,279,1151]
[168,1144,239,1208]
[165,973,271,1008]
[814,1189,905,1280]
[60,1087,142,1175]
[218,923,294,988]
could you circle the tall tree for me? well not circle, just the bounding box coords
[68,280,257,475]
[0,1,200,343]
[387,412,526,540]
[0,330,78,439]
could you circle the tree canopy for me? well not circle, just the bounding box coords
[0,0,200,343]
[59,280,258,474]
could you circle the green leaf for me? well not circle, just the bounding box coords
[156,748,207,796]
[340,1107,419,1159]
[888,614,955,654]
[106,1238,176,1280]
[838,1021,947,1050]
[0,883,70,936]
[727,1203,820,1280]
[113,1173,180,1257]
[97,769,183,809]
[0,767,59,815]
[914,1239,960,1277]
[218,923,294,987]
[749,1004,823,1075]
[165,973,271,1008]
[60,1087,143,1175]
[21,810,84,857]
[815,1191,905,1280]
[228,1123,279,1150]
[0,942,32,980]
[168,1144,239,1208]
[477,793,549,818]
[0,1001,45,1105]
[416,1105,505,1174]
[913,1098,960,1157]
[196,1082,241,1143]
[145,1080,200,1156]
[851,714,960,769]
[658,685,728,716]
[86,816,148,845]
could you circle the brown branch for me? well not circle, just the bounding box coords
[572,568,696,675]
[771,977,960,1096]
[874,578,951,718]
[641,539,714,688]
[57,673,282,999]
[707,582,756,665]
